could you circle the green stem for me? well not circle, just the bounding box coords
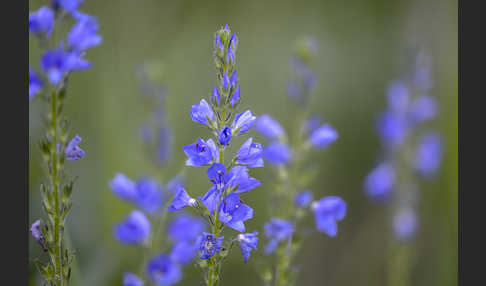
[51,89,64,286]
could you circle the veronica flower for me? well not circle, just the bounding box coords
[393,208,417,241]
[147,254,182,286]
[215,35,224,55]
[197,232,224,259]
[183,138,217,166]
[123,272,144,286]
[311,196,347,237]
[223,72,230,92]
[168,185,196,212]
[41,46,91,85]
[364,163,395,200]
[226,166,261,193]
[30,220,47,251]
[67,15,102,52]
[218,193,254,232]
[114,210,150,244]
[65,135,85,161]
[230,86,240,107]
[29,68,43,100]
[134,177,163,214]
[190,99,215,126]
[110,173,138,201]
[305,115,322,134]
[231,110,256,135]
[235,232,258,263]
[308,124,338,148]
[170,241,197,265]
[29,6,55,37]
[264,218,294,254]
[236,137,264,167]
[53,0,83,13]
[199,185,221,214]
[207,163,228,188]
[168,213,205,242]
[408,96,438,124]
[376,111,408,147]
[294,190,313,208]
[230,71,238,89]
[218,126,232,146]
[212,85,220,105]
[414,132,443,177]
[263,141,292,165]
[256,115,284,139]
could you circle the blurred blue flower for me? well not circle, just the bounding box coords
[309,124,338,148]
[197,232,224,259]
[230,70,238,89]
[294,190,313,208]
[29,6,55,37]
[67,15,102,51]
[41,46,91,85]
[386,81,410,114]
[110,173,137,202]
[53,0,83,13]
[218,193,254,232]
[190,99,215,126]
[29,68,43,100]
[183,138,217,166]
[212,85,220,105]
[232,110,256,135]
[256,115,284,139]
[123,272,143,286]
[170,241,196,265]
[114,210,150,244]
[236,137,264,167]
[223,72,230,91]
[408,96,438,124]
[230,86,240,107]
[218,126,232,146]
[393,208,417,241]
[264,218,294,254]
[65,135,85,161]
[168,185,196,212]
[305,115,322,134]
[263,141,292,165]
[147,254,182,286]
[376,111,408,147]
[414,132,443,177]
[135,177,163,214]
[364,163,395,200]
[311,196,346,237]
[235,232,258,263]
[168,213,205,242]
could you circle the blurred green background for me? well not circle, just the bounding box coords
[29,0,457,285]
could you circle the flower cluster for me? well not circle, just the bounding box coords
[255,37,347,286]
[167,24,262,286]
[29,1,100,285]
[364,50,443,241]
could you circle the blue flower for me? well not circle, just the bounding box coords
[376,111,408,147]
[230,86,240,107]
[408,96,438,124]
[311,196,346,237]
[232,110,256,135]
[215,35,224,54]
[226,166,261,193]
[223,72,230,92]
[135,177,163,214]
[309,124,338,148]
[263,141,291,165]
[236,137,264,167]
[364,163,395,200]
[218,193,254,232]
[65,135,85,161]
[256,115,284,139]
[29,6,55,37]
[190,99,215,126]
[199,185,221,214]
[393,208,417,241]
[294,190,313,208]
[197,232,224,259]
[212,85,220,105]
[166,174,186,194]
[53,0,83,13]
[114,210,150,244]
[168,185,196,212]
[30,220,47,251]
[41,47,91,85]
[67,15,102,51]
[386,81,410,114]
[218,126,232,146]
[305,115,322,134]
[170,241,196,265]
[110,173,137,202]
[264,218,294,254]
[207,163,227,188]
[414,132,443,177]
[123,272,144,286]
[147,254,182,286]
[168,213,205,242]
[29,68,43,100]
[230,70,238,89]
[235,232,258,263]
[183,138,218,166]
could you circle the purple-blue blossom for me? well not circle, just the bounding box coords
[256,115,284,139]
[147,254,182,286]
[212,85,220,105]
[123,272,144,286]
[386,81,410,114]
[236,138,264,167]
[65,135,85,161]
[30,220,47,251]
[294,190,313,208]
[41,47,91,85]
[29,6,55,37]
[311,196,347,237]
[414,132,443,177]
[110,173,138,202]
[114,210,150,244]
[183,138,217,166]
[168,213,205,242]
[218,126,232,146]
[393,208,418,241]
[309,124,338,148]
[408,96,438,124]
[376,111,408,147]
[264,218,294,254]
[364,163,395,200]
[190,99,215,126]
[232,110,256,135]
[29,68,43,100]
[226,166,261,193]
[218,193,254,232]
[263,141,292,165]
[235,232,258,263]
[198,232,224,259]
[170,241,197,265]
[168,185,196,212]
[134,177,163,214]
[67,15,102,51]
[53,0,83,13]
[230,86,240,107]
